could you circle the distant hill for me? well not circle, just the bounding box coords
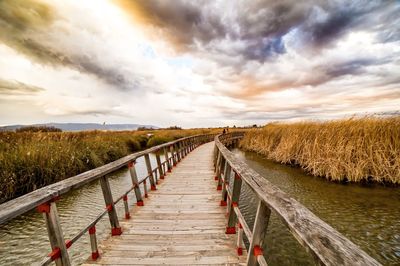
[0,123,159,132]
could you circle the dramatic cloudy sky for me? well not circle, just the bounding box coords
[0,0,399,127]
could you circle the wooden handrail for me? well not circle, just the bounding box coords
[0,134,213,225]
[214,132,381,266]
[0,133,215,266]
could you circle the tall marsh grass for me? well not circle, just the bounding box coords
[239,117,400,184]
[0,129,216,203]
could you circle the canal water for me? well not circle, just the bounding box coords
[0,153,160,265]
[232,148,400,266]
[0,149,399,265]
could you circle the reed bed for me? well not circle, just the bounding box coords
[0,128,217,203]
[239,116,400,184]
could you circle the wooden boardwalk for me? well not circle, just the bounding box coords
[83,142,246,265]
[0,133,381,266]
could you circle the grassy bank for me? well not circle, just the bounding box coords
[0,129,216,203]
[239,117,400,184]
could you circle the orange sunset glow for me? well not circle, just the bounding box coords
[0,0,399,127]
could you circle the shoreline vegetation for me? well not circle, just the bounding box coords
[0,128,222,203]
[239,116,400,185]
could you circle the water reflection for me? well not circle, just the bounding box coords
[233,148,400,266]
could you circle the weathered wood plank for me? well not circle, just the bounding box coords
[84,255,244,265]
[144,194,219,198]
[123,229,226,235]
[124,213,225,220]
[104,241,235,249]
[120,219,226,225]
[140,200,219,204]
[106,238,235,245]
[100,244,236,252]
[133,205,224,210]
[88,142,245,265]
[82,262,246,266]
[113,233,236,241]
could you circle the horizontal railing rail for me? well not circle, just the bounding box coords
[214,132,381,266]
[0,133,216,265]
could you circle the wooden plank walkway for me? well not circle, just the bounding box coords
[83,142,246,265]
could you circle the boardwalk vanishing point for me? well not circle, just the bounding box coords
[0,133,381,266]
[84,141,246,265]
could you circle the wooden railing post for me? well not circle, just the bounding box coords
[163,147,172,172]
[144,154,157,190]
[173,144,177,163]
[220,162,231,206]
[156,152,164,179]
[143,180,148,198]
[226,171,242,234]
[153,168,159,185]
[217,157,225,190]
[100,176,122,236]
[213,145,218,164]
[185,139,190,154]
[37,200,71,266]
[128,161,144,206]
[186,139,189,154]
[190,138,195,151]
[237,222,244,256]
[88,226,99,260]
[170,145,177,166]
[247,200,271,266]
[123,194,130,219]
[213,147,218,169]
[214,149,221,173]
[175,143,180,161]
[180,141,185,158]
[215,154,225,185]
[179,141,184,158]
[175,143,181,162]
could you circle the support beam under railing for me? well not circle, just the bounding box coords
[37,200,71,266]
[100,176,122,236]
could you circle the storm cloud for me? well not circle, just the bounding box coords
[114,0,400,108]
[0,79,44,95]
[0,0,399,127]
[117,0,393,60]
[0,0,148,90]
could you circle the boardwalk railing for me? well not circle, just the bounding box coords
[214,132,381,266]
[0,134,215,266]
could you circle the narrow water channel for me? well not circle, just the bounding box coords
[0,153,160,265]
[232,148,400,266]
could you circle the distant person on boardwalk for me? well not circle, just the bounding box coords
[222,128,226,134]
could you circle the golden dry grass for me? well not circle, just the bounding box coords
[0,128,222,203]
[239,116,400,184]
